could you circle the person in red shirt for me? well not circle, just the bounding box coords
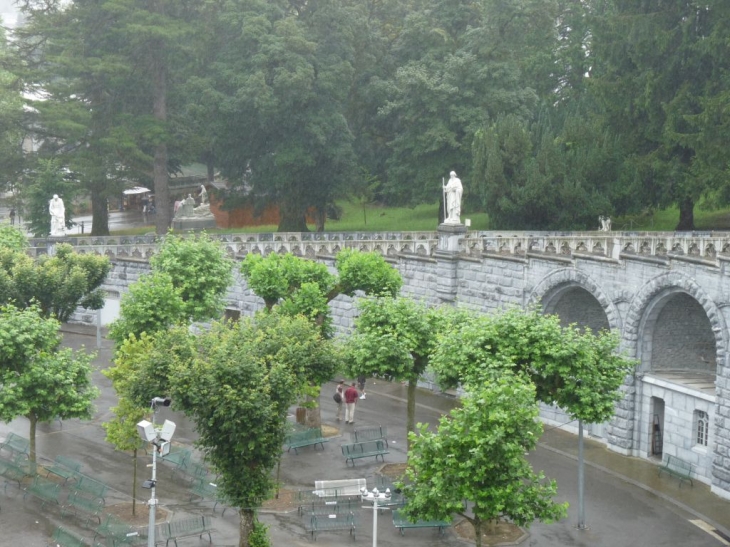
[344,382,359,424]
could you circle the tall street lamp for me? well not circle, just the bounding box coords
[136,396,174,547]
[360,486,391,547]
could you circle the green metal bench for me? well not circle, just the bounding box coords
[45,455,83,484]
[300,498,360,516]
[61,491,105,526]
[73,476,109,504]
[160,446,192,478]
[93,513,141,545]
[45,526,87,547]
[0,432,30,460]
[392,509,450,535]
[341,439,389,466]
[658,454,694,487]
[23,475,61,509]
[305,512,358,540]
[0,453,29,492]
[189,478,232,515]
[285,427,329,454]
[178,459,210,482]
[157,516,216,547]
[350,425,387,444]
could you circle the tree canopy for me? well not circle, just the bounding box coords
[401,374,568,547]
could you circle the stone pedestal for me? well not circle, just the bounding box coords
[172,217,217,231]
[435,223,466,302]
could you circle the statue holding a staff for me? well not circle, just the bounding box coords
[442,171,463,225]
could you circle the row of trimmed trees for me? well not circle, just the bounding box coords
[104,244,634,547]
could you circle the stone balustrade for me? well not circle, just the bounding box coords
[26,230,730,265]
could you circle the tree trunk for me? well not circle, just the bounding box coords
[28,413,38,475]
[304,388,322,428]
[239,508,256,547]
[151,47,170,235]
[278,198,308,232]
[132,448,138,517]
[473,517,483,547]
[90,184,110,236]
[314,206,326,232]
[676,197,694,231]
[407,377,417,450]
[206,154,215,184]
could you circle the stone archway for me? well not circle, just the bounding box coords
[622,272,727,487]
[528,268,621,333]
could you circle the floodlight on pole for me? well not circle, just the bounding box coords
[136,396,175,547]
[361,487,391,547]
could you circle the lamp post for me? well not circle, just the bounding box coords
[360,487,391,547]
[136,397,173,547]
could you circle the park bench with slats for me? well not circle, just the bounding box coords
[45,455,83,484]
[61,490,105,526]
[350,425,387,444]
[45,526,87,547]
[160,446,192,478]
[341,439,389,466]
[392,509,450,535]
[0,432,30,460]
[0,453,29,491]
[23,475,61,509]
[285,427,329,454]
[72,476,109,504]
[189,478,232,514]
[157,515,216,547]
[658,454,694,487]
[93,513,141,545]
[305,511,358,541]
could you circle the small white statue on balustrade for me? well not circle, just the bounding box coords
[599,216,612,232]
[442,171,463,225]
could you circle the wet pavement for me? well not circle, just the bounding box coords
[2,325,730,546]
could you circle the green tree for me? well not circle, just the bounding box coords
[401,375,568,547]
[0,242,110,322]
[167,315,338,547]
[108,272,185,345]
[211,0,358,232]
[345,297,464,447]
[150,233,233,323]
[587,0,730,230]
[101,398,147,516]
[431,307,634,426]
[0,304,99,472]
[241,249,402,337]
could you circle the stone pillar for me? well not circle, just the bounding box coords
[435,223,466,303]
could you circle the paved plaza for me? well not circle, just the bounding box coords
[2,325,730,546]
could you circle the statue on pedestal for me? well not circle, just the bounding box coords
[442,171,463,225]
[49,194,65,236]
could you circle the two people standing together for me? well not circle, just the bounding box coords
[334,377,366,424]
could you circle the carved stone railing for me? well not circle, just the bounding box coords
[26,230,730,264]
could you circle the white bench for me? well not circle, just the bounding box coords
[314,478,367,498]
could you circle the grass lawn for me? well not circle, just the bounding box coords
[109,200,730,235]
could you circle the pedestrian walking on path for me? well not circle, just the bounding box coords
[344,381,359,424]
[334,379,344,421]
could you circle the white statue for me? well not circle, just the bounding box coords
[599,216,612,232]
[49,194,65,236]
[199,184,208,205]
[442,171,463,225]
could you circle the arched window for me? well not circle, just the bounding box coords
[695,410,709,447]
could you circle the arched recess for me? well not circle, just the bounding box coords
[623,272,727,366]
[527,268,621,333]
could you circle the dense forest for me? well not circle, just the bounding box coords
[0,0,727,234]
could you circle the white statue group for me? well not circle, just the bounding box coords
[442,170,463,225]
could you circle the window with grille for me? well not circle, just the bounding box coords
[696,410,709,447]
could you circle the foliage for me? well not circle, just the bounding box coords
[400,375,568,547]
[431,307,635,424]
[0,225,28,251]
[167,315,338,547]
[241,249,401,338]
[345,297,464,444]
[0,243,110,321]
[150,233,233,322]
[108,272,186,345]
[0,304,98,468]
